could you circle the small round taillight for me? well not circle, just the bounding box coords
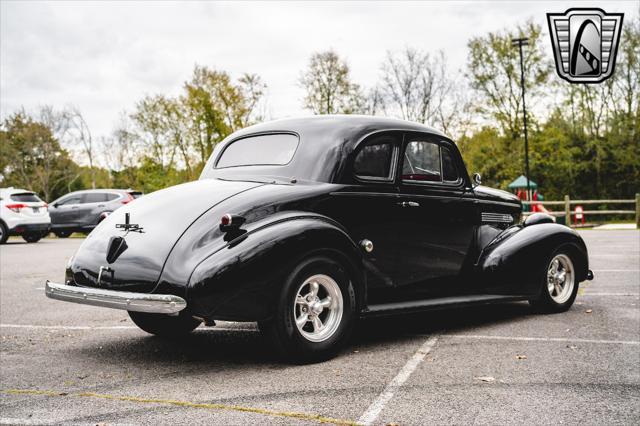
[221,214,232,226]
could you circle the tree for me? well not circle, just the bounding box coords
[299,50,364,114]
[67,107,97,189]
[466,21,549,139]
[0,112,79,201]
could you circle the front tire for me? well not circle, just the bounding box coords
[259,256,356,363]
[128,311,201,337]
[529,247,579,313]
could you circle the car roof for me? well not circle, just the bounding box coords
[202,115,448,183]
[0,187,36,196]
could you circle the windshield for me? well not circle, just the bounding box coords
[216,133,299,168]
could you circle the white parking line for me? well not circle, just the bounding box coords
[441,334,639,345]
[580,292,639,297]
[591,269,639,272]
[0,324,257,331]
[358,336,438,426]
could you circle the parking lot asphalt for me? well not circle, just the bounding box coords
[1,230,638,425]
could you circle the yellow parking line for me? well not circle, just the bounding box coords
[3,389,358,425]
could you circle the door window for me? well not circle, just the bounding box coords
[58,195,82,206]
[441,146,460,182]
[402,141,442,182]
[354,134,396,181]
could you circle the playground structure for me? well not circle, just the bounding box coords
[508,176,639,228]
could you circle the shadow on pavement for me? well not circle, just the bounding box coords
[75,302,533,366]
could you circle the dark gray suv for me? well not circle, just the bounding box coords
[49,189,142,237]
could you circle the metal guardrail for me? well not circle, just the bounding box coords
[522,193,639,228]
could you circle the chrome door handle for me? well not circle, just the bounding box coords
[397,201,420,207]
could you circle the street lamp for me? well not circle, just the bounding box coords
[511,37,531,201]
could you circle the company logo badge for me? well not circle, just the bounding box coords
[547,8,623,83]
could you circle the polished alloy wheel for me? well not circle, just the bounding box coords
[293,274,343,343]
[547,254,574,304]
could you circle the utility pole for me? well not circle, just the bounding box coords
[512,37,531,200]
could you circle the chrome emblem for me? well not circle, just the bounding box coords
[547,8,623,83]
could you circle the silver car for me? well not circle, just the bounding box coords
[49,189,142,238]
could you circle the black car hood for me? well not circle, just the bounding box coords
[473,185,520,205]
[70,179,263,292]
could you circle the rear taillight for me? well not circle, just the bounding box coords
[5,203,26,213]
[122,193,134,204]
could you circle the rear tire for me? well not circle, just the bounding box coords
[0,222,8,244]
[22,233,42,243]
[54,230,72,238]
[128,311,201,337]
[529,247,579,313]
[258,256,356,363]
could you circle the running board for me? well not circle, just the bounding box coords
[362,294,527,317]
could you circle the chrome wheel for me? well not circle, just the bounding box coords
[547,254,574,304]
[293,274,343,343]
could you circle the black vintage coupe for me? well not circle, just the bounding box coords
[46,115,592,361]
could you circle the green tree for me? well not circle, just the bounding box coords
[466,21,549,139]
[0,112,79,201]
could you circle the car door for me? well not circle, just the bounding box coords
[393,135,477,299]
[52,194,84,226]
[327,132,401,300]
[80,192,108,227]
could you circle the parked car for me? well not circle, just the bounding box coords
[45,116,592,362]
[0,187,51,244]
[49,189,142,237]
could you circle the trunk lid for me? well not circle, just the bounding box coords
[70,179,262,292]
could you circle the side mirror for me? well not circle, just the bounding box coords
[472,173,482,186]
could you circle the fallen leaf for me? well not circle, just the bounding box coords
[585,309,593,313]
[515,355,527,360]
[474,376,495,382]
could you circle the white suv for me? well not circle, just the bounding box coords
[0,187,51,244]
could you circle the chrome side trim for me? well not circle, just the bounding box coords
[45,281,186,314]
[481,212,514,224]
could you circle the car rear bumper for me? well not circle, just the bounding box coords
[45,281,187,314]
[9,222,50,235]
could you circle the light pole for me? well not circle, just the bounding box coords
[512,37,531,200]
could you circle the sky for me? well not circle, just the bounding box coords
[1,0,638,142]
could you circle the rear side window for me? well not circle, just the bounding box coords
[83,193,107,203]
[10,193,41,203]
[354,134,396,180]
[106,193,120,201]
[216,134,299,168]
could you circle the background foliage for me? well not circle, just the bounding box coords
[1,19,638,202]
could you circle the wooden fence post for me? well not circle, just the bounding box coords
[636,194,640,229]
[564,195,571,227]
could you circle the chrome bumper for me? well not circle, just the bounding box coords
[45,281,187,314]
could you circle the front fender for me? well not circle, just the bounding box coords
[478,223,589,296]
[186,213,364,321]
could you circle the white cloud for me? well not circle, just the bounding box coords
[1,0,637,139]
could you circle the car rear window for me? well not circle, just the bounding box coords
[216,134,299,168]
[10,192,41,203]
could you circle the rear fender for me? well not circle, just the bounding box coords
[186,213,365,321]
[478,223,589,296]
